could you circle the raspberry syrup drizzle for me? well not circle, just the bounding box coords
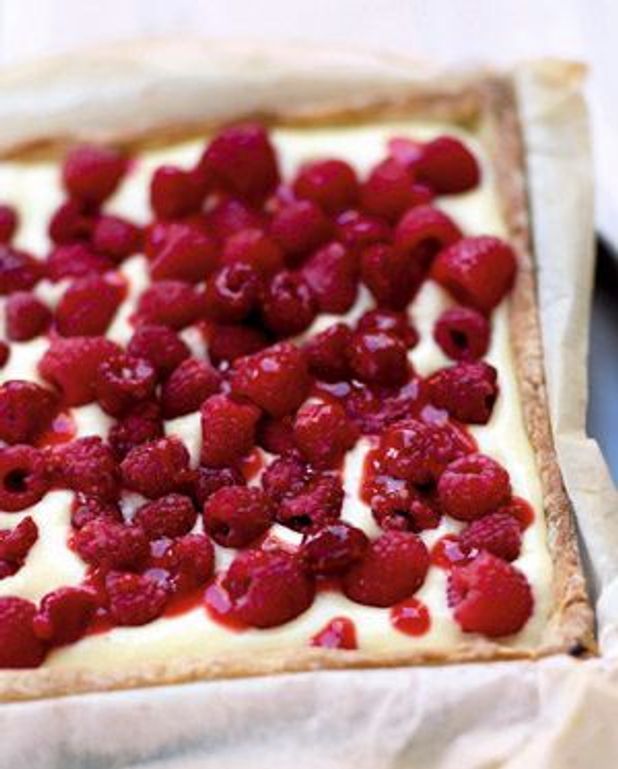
[310,616,358,649]
[36,411,76,447]
[430,535,472,570]
[390,598,431,636]
[203,578,248,632]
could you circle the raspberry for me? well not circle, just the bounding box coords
[0,597,46,668]
[48,199,95,245]
[95,354,157,416]
[428,362,499,424]
[293,159,359,214]
[150,165,205,220]
[256,414,296,455]
[394,205,462,273]
[305,323,353,382]
[106,571,170,626]
[302,241,358,314]
[203,486,273,547]
[369,477,441,533]
[343,379,426,435]
[0,245,43,294]
[154,533,215,592]
[134,493,197,539]
[222,228,284,277]
[51,437,119,501]
[378,418,471,485]
[0,381,59,444]
[0,445,50,511]
[208,323,269,366]
[293,401,358,468]
[150,222,219,282]
[301,522,368,575]
[230,342,311,417]
[261,453,308,502]
[62,144,127,204]
[356,309,419,349]
[459,511,522,562]
[136,280,205,329]
[127,323,190,377]
[387,136,423,167]
[0,516,38,564]
[336,210,391,250]
[91,214,142,262]
[414,136,480,194]
[0,204,18,243]
[39,336,122,406]
[200,394,260,467]
[33,587,98,645]
[46,243,113,282]
[447,552,533,636]
[342,531,429,607]
[270,200,332,259]
[347,330,409,386]
[200,123,280,204]
[431,236,517,313]
[121,436,190,499]
[277,474,343,532]
[261,270,316,336]
[221,549,315,628]
[55,273,126,337]
[438,453,511,521]
[434,306,490,361]
[204,262,261,323]
[70,493,123,529]
[0,342,9,368]
[360,158,422,222]
[161,357,221,418]
[360,242,421,310]
[73,519,149,570]
[192,464,245,506]
[205,196,265,240]
[5,292,52,341]
[108,401,163,460]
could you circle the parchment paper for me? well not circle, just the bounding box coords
[0,43,616,769]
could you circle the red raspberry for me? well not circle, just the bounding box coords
[150,222,219,282]
[150,165,205,220]
[73,519,149,570]
[360,158,423,222]
[95,353,157,416]
[230,342,311,417]
[0,445,50,511]
[48,199,95,245]
[70,493,123,529]
[121,436,190,499]
[203,486,273,547]
[0,597,46,668]
[431,236,517,313]
[261,270,316,337]
[277,474,343,533]
[414,136,480,194]
[434,306,490,361]
[369,478,441,533]
[46,243,113,282]
[0,516,38,563]
[447,552,533,636]
[39,336,122,406]
[200,123,280,204]
[336,210,391,250]
[378,418,471,485]
[204,262,261,323]
[347,330,409,386]
[0,204,18,243]
[108,401,163,461]
[0,245,44,294]
[301,522,368,575]
[33,586,98,645]
[153,533,215,593]
[305,323,353,382]
[438,453,511,521]
[208,323,269,366]
[205,196,265,240]
[134,493,197,539]
[261,453,308,502]
[428,362,499,425]
[394,204,462,273]
[459,511,522,562]
[5,292,52,341]
[302,241,358,314]
[356,309,419,348]
[56,273,126,337]
[136,280,205,330]
[293,401,358,468]
[222,228,284,277]
[200,394,260,467]
[51,437,119,501]
[222,549,315,628]
[62,144,127,204]
[0,342,9,368]
[343,530,429,607]
[127,323,190,377]
[360,242,421,310]
[0,381,58,444]
[270,200,332,259]
[293,159,359,214]
[192,464,245,507]
[257,414,296,455]
[161,357,221,418]
[92,214,142,262]
[106,571,170,626]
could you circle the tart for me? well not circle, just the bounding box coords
[0,53,593,699]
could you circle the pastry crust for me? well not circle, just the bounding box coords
[0,46,594,700]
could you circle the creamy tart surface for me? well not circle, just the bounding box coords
[0,119,553,670]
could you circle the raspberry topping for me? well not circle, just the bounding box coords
[56,273,126,337]
[293,400,358,468]
[48,200,95,246]
[0,597,46,668]
[208,324,269,366]
[356,309,419,349]
[106,571,170,626]
[222,228,284,277]
[5,292,52,341]
[360,243,421,310]
[92,215,142,262]
[200,394,261,467]
[127,323,190,377]
[270,200,332,259]
[434,306,490,361]
[310,617,358,650]
[414,136,481,194]
[261,270,316,336]
[46,243,113,282]
[277,474,344,533]
[293,159,359,214]
[348,330,409,387]
[150,165,205,220]
[0,445,50,511]
[205,196,265,240]
[0,516,38,566]
[438,453,512,521]
[428,362,499,425]
[136,280,205,330]
[192,465,245,507]
[70,493,123,529]
[108,401,163,461]
[204,262,261,323]
[51,436,119,501]
[302,241,358,314]
[305,323,353,382]
[121,436,190,499]
[62,144,127,204]
[301,522,368,575]
[150,222,218,283]
[261,453,308,503]
[95,354,157,417]
[459,511,522,562]
[133,493,197,540]
[0,204,18,243]
[33,587,98,645]
[203,486,273,547]
[0,381,59,445]
[0,245,44,294]
[336,210,391,250]
[161,357,221,419]
[394,204,462,273]
[73,519,149,570]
